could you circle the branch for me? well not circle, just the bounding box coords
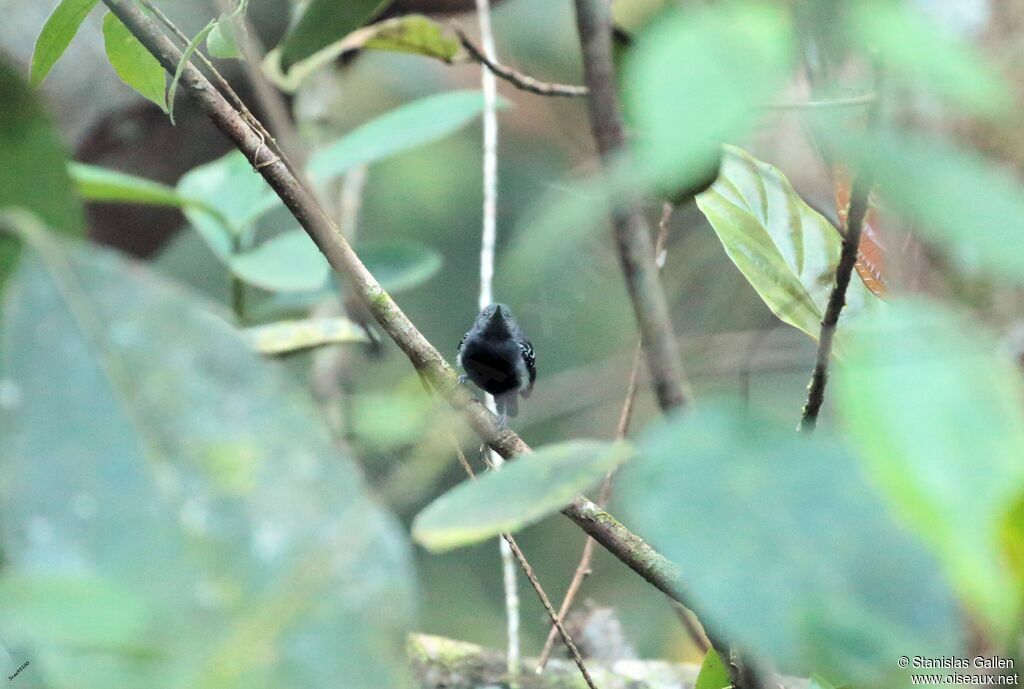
[799,65,883,432]
[456,28,589,98]
[571,0,691,412]
[97,0,693,625]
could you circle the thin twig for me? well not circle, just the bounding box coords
[799,65,883,432]
[572,0,691,412]
[456,443,599,689]
[98,0,695,622]
[455,28,589,98]
[763,93,876,111]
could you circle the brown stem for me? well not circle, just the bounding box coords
[571,0,690,412]
[455,27,589,98]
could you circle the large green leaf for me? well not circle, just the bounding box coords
[624,3,792,194]
[827,128,1024,283]
[279,0,388,70]
[229,230,330,293]
[177,151,273,257]
[307,90,494,182]
[835,299,1024,640]
[0,62,84,291]
[359,240,442,294]
[101,12,168,113]
[620,403,962,687]
[696,147,875,341]
[413,441,632,552]
[0,221,414,689]
[30,0,99,87]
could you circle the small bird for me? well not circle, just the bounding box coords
[457,304,536,425]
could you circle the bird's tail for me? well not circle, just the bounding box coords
[496,392,519,419]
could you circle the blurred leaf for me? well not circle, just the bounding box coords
[207,14,242,59]
[696,147,876,341]
[279,0,388,70]
[621,403,962,687]
[827,128,1024,282]
[694,648,730,689]
[0,576,150,652]
[809,675,843,689]
[68,163,218,218]
[0,62,84,291]
[845,2,1011,118]
[229,230,330,293]
[835,299,1024,640]
[29,0,98,87]
[308,90,495,182]
[242,317,367,355]
[413,441,632,552]
[624,3,792,194]
[101,12,167,113]
[177,151,271,256]
[359,240,442,293]
[0,220,414,689]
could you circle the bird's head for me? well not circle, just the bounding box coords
[478,303,512,337]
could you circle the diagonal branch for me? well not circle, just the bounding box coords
[98,0,691,615]
[455,27,589,98]
[571,0,691,412]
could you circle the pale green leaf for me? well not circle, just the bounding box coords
[621,403,962,687]
[360,240,442,293]
[101,11,167,113]
[836,299,1024,640]
[242,317,368,355]
[413,441,633,552]
[207,15,242,59]
[0,223,413,688]
[228,229,329,293]
[30,0,99,87]
[696,146,875,341]
[308,90,495,182]
[361,15,461,61]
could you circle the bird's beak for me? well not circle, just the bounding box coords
[490,305,504,321]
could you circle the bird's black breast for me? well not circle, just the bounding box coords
[459,338,522,395]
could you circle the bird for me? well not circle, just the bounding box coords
[457,303,536,426]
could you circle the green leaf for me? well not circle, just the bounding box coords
[624,3,792,194]
[207,14,243,59]
[694,648,731,689]
[835,299,1024,640]
[0,222,414,688]
[69,162,196,209]
[827,128,1024,282]
[30,0,99,87]
[0,61,84,291]
[279,0,388,71]
[168,19,217,126]
[845,2,1011,118]
[620,402,962,687]
[360,15,461,61]
[413,441,632,552]
[0,576,150,652]
[308,90,495,182]
[809,675,842,689]
[359,240,442,293]
[101,11,168,113]
[696,147,875,341]
[177,151,272,256]
[242,317,368,355]
[229,229,330,293]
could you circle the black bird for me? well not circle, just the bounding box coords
[457,304,536,424]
